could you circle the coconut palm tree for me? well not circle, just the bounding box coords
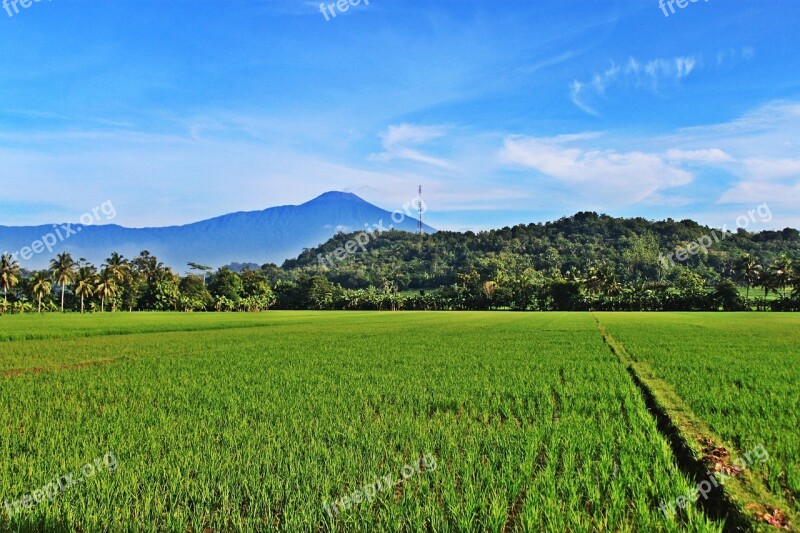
[13,300,32,314]
[756,270,773,300]
[734,254,762,305]
[29,271,52,313]
[792,259,800,297]
[49,252,76,312]
[74,267,96,313]
[0,253,21,304]
[769,254,794,299]
[103,252,129,281]
[102,253,130,311]
[95,267,117,312]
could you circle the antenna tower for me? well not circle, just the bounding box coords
[417,185,424,235]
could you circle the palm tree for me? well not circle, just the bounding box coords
[583,263,611,298]
[0,253,21,304]
[564,267,583,284]
[734,254,762,305]
[49,252,76,312]
[13,300,32,314]
[102,253,130,311]
[187,262,213,286]
[95,268,117,312]
[756,268,777,300]
[29,271,52,313]
[792,259,800,297]
[103,252,129,281]
[769,254,794,299]
[74,267,96,313]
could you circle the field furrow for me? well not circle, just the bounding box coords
[598,312,800,527]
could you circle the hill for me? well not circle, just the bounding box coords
[282,212,800,290]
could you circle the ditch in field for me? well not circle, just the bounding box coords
[593,314,794,532]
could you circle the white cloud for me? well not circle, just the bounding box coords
[661,102,800,209]
[371,124,452,168]
[499,135,693,205]
[570,48,756,116]
[742,158,800,181]
[675,101,800,141]
[570,55,699,115]
[719,181,800,207]
[570,81,599,116]
[666,148,733,163]
[717,46,756,65]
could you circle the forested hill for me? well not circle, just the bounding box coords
[4,211,798,315]
[282,212,800,290]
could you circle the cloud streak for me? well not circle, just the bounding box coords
[570,48,754,116]
[500,135,693,205]
[371,124,452,168]
[571,55,699,115]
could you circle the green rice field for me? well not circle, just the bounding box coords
[0,312,798,532]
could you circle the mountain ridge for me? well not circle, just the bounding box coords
[0,192,436,270]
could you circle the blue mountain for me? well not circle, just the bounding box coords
[0,192,436,271]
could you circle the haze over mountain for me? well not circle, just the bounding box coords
[0,192,436,271]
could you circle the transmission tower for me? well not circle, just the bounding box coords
[417,185,424,235]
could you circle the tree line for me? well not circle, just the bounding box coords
[0,251,275,315]
[1,212,798,313]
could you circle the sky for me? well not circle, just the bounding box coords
[0,0,798,232]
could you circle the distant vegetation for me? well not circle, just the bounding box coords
[1,212,798,313]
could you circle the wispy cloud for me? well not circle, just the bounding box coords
[371,124,452,168]
[666,148,733,163]
[570,55,699,115]
[570,48,755,116]
[717,46,756,65]
[499,135,693,205]
[742,158,800,181]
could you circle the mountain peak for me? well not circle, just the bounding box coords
[307,191,364,203]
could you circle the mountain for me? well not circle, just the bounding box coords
[0,192,436,271]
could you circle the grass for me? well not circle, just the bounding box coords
[597,312,800,526]
[0,311,796,531]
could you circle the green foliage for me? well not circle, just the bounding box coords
[286,213,800,291]
[178,275,213,311]
[712,280,745,311]
[209,268,244,303]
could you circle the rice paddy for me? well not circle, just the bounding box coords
[0,312,797,531]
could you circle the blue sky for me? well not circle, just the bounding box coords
[0,0,798,231]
